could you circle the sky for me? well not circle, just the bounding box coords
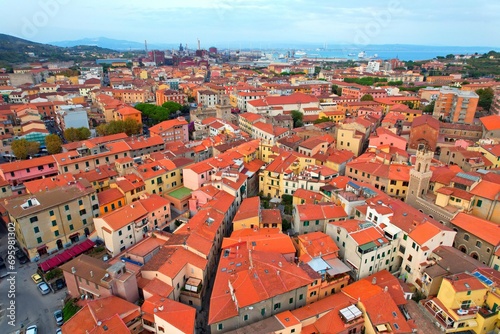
[1,0,500,48]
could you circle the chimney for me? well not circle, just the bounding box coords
[248,249,253,269]
[90,271,93,278]
[371,277,377,285]
[384,286,388,293]
[71,267,76,274]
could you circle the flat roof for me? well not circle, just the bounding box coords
[167,186,192,200]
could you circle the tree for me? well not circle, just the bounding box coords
[45,134,62,154]
[360,94,374,101]
[123,119,142,136]
[11,139,40,160]
[135,103,171,125]
[291,110,303,128]
[96,119,142,136]
[314,117,332,124]
[476,87,494,112]
[423,101,435,115]
[63,127,79,142]
[331,84,341,95]
[161,101,182,113]
[77,127,91,140]
[64,127,90,142]
[96,124,108,137]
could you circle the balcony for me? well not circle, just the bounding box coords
[181,277,202,298]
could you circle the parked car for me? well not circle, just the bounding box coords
[15,250,29,264]
[55,278,66,290]
[26,325,38,334]
[53,309,64,326]
[37,282,50,295]
[31,273,43,284]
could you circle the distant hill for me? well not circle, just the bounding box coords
[0,33,117,68]
[50,37,175,51]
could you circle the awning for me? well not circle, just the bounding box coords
[325,258,352,276]
[69,232,80,239]
[38,239,95,272]
[37,244,47,251]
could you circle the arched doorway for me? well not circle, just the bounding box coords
[56,239,63,250]
[470,252,479,260]
[458,245,467,253]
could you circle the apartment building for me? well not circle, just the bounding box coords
[4,181,99,260]
[149,117,189,143]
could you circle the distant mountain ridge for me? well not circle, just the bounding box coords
[0,33,118,67]
[50,37,176,51]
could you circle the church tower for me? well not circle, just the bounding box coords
[406,145,433,206]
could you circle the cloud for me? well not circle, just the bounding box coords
[0,0,498,47]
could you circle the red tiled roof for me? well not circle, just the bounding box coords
[480,115,500,131]
[451,213,500,246]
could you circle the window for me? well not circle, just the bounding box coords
[119,231,122,236]
[51,220,57,226]
[303,221,309,227]
[274,302,281,310]
[476,241,482,248]
[476,199,482,207]
[34,226,40,233]
[461,300,471,309]
[37,237,42,243]
[299,294,303,300]
[464,234,470,241]
[49,210,54,216]
[78,199,83,206]
[289,297,294,304]
[30,216,38,223]
[261,308,266,316]
[69,224,74,231]
[64,205,69,211]
[244,314,249,321]
[217,324,223,331]
[67,214,72,221]
[54,230,59,237]
[403,234,407,240]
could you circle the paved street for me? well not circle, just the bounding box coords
[0,222,67,334]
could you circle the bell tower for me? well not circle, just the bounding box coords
[406,144,433,206]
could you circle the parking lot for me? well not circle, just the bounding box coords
[0,222,67,334]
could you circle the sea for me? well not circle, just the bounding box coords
[256,45,499,62]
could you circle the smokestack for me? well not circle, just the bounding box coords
[197,38,201,50]
[145,40,148,54]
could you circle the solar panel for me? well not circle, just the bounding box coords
[339,305,362,323]
[472,271,493,286]
[456,172,480,182]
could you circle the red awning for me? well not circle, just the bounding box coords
[38,239,96,272]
